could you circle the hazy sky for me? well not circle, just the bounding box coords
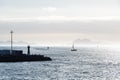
[0,0,120,46]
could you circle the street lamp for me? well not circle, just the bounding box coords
[10,30,13,54]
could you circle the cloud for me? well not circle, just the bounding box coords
[0,40,30,45]
[0,0,120,44]
[1,16,120,22]
[0,0,120,18]
[0,19,120,35]
[42,7,57,12]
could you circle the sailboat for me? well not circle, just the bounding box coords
[71,43,77,51]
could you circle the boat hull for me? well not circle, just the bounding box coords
[71,49,77,51]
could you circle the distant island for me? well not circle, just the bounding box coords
[74,38,99,46]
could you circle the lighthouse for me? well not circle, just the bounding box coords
[27,45,30,55]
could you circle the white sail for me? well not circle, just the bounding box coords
[71,43,77,51]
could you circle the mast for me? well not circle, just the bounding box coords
[10,30,13,54]
[72,43,74,49]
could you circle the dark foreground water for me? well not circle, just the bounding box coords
[0,46,120,80]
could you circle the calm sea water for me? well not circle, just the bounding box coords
[0,46,120,80]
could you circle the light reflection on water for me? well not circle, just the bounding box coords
[0,46,120,80]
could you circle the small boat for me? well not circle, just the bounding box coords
[71,43,77,51]
[47,46,50,50]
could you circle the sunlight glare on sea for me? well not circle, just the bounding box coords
[0,46,120,80]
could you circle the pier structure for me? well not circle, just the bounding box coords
[0,30,52,62]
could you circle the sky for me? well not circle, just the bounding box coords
[0,0,120,46]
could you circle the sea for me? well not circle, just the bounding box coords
[0,46,120,80]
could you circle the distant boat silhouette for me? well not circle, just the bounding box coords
[71,43,77,51]
[47,46,50,50]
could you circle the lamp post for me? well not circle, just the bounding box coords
[10,30,13,54]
